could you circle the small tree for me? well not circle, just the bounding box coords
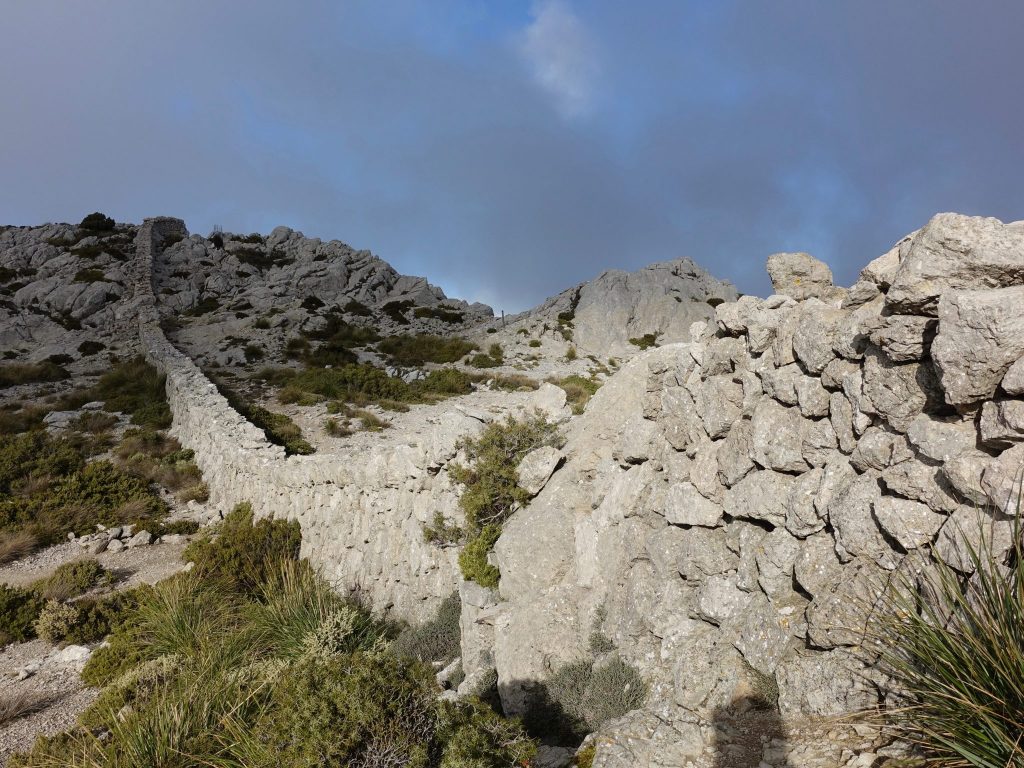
[79,212,115,231]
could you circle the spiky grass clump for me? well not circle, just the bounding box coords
[871,502,1024,767]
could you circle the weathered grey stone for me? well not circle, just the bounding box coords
[716,419,755,487]
[942,449,995,505]
[695,375,743,439]
[827,472,896,566]
[750,399,809,472]
[882,459,959,513]
[772,309,801,367]
[830,391,857,454]
[861,347,941,432]
[755,528,801,600]
[766,252,835,301]
[760,363,802,405]
[980,443,1024,515]
[821,358,860,391]
[786,467,826,538]
[843,280,880,308]
[806,559,885,648]
[1002,357,1024,395]
[672,626,747,710]
[792,300,845,373]
[724,469,795,528]
[689,441,723,502]
[703,336,747,376]
[931,286,1024,406]
[777,649,878,717]
[869,315,937,362]
[128,530,153,547]
[106,538,125,553]
[873,496,945,549]
[517,445,563,496]
[906,414,977,462]
[814,456,857,520]
[886,213,1024,315]
[796,376,831,418]
[850,427,900,472]
[590,709,705,768]
[732,520,770,593]
[793,532,843,597]
[88,537,109,555]
[664,481,724,527]
[660,386,705,452]
[979,399,1024,448]
[934,505,1015,573]
[859,242,903,289]
[800,418,838,468]
[734,592,794,674]
[696,573,751,626]
[678,527,736,580]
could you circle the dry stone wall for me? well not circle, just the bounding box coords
[489,213,1024,767]
[133,218,568,622]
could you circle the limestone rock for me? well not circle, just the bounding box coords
[750,400,809,472]
[724,470,794,528]
[931,286,1024,406]
[881,459,959,513]
[793,300,845,373]
[934,505,1015,573]
[886,213,1024,315]
[861,347,941,432]
[906,414,977,462]
[793,532,843,597]
[128,530,153,547]
[517,445,563,496]
[664,481,724,527]
[869,315,937,362]
[827,472,896,567]
[873,496,945,549]
[715,419,755,487]
[941,449,995,505]
[979,399,1024,448]
[980,443,1024,515]
[859,242,903,289]
[1002,357,1024,395]
[806,560,885,648]
[786,467,826,538]
[767,252,835,301]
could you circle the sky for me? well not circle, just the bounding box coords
[2,1,1022,313]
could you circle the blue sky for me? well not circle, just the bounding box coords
[2,1,1022,312]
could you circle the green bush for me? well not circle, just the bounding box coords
[79,212,115,231]
[244,344,264,363]
[0,584,46,644]
[418,367,473,395]
[33,600,80,643]
[468,352,501,369]
[183,502,301,595]
[73,268,105,284]
[91,356,172,428]
[343,298,372,316]
[628,332,660,350]
[392,591,461,665]
[30,558,109,601]
[458,524,502,589]
[377,334,476,366]
[0,361,69,389]
[529,339,542,347]
[214,379,314,456]
[871,513,1024,765]
[382,299,414,324]
[550,375,601,415]
[413,305,465,324]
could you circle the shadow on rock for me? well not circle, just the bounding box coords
[711,696,791,768]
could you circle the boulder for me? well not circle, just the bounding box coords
[931,286,1024,406]
[724,469,794,528]
[869,315,937,362]
[980,443,1024,515]
[861,347,942,432]
[905,414,977,462]
[934,505,1015,573]
[128,530,153,547]
[766,252,836,301]
[750,399,809,472]
[517,445,563,496]
[1002,357,1024,395]
[664,481,724,527]
[792,300,845,373]
[886,213,1024,315]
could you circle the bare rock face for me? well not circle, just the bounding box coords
[886,213,1024,315]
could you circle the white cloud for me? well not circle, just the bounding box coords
[517,0,600,118]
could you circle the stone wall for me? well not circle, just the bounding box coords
[490,213,1024,766]
[132,218,570,621]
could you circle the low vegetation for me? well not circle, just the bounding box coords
[30,558,110,601]
[377,333,476,367]
[628,332,661,350]
[0,361,69,389]
[871,511,1024,766]
[468,343,505,369]
[79,212,115,232]
[90,356,172,429]
[392,591,462,666]
[428,414,562,588]
[550,374,601,414]
[15,510,537,768]
[213,377,314,455]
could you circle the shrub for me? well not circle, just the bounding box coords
[382,299,414,324]
[343,298,372,316]
[529,339,542,348]
[72,411,118,433]
[871,512,1024,766]
[628,332,660,350]
[418,367,473,395]
[183,502,301,595]
[244,344,264,363]
[253,317,271,330]
[0,361,69,389]
[565,346,578,361]
[214,379,313,456]
[550,375,601,415]
[30,559,109,601]
[392,591,461,665]
[469,352,501,369]
[0,690,51,726]
[34,600,80,643]
[91,356,171,428]
[79,212,115,231]
[73,268,105,284]
[530,656,647,743]
[458,524,502,589]
[0,405,46,435]
[377,334,476,366]
[0,584,46,644]
[413,305,465,324]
